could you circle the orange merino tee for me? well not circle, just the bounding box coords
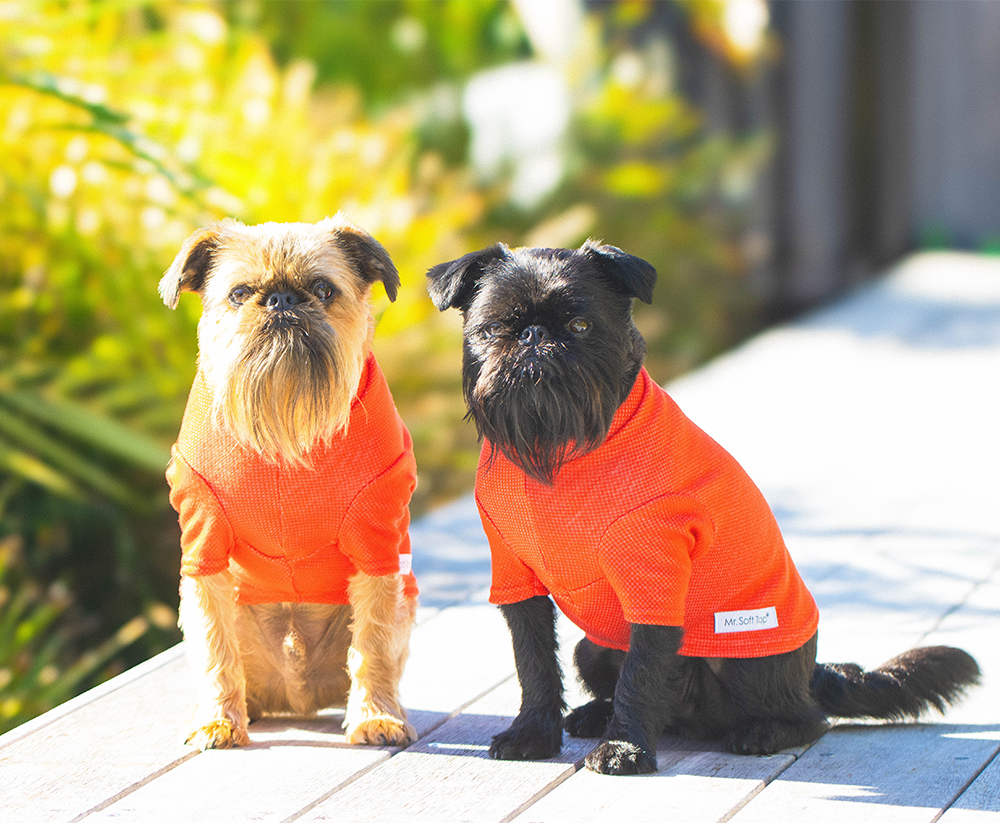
[477,368,818,658]
[167,354,417,605]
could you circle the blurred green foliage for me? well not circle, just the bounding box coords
[0,0,770,732]
[246,0,531,105]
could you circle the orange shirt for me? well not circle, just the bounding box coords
[477,368,818,658]
[167,355,417,605]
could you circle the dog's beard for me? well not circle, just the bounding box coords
[209,313,363,465]
[467,348,625,485]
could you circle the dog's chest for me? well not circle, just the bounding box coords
[176,366,410,562]
[478,461,613,593]
[177,397,366,560]
[218,460,341,556]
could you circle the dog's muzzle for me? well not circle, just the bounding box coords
[265,290,301,311]
[518,325,549,347]
[515,325,552,381]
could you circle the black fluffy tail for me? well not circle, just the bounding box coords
[811,646,980,721]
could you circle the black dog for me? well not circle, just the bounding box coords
[427,241,980,775]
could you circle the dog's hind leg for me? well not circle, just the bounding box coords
[565,638,624,738]
[702,633,830,755]
[234,602,352,718]
[236,603,295,718]
[725,716,829,755]
[296,603,353,713]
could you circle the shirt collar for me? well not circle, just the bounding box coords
[604,367,650,443]
[352,352,375,408]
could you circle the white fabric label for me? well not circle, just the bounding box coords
[398,553,412,575]
[714,606,778,634]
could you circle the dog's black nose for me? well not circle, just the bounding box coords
[518,325,549,346]
[265,291,300,312]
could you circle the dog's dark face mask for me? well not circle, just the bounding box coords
[427,242,656,484]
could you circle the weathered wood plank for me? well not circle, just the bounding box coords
[73,603,521,822]
[0,645,186,752]
[409,496,492,610]
[507,737,797,823]
[78,723,391,823]
[0,652,194,823]
[939,753,1000,820]
[401,603,518,733]
[668,255,1000,527]
[803,532,1000,666]
[918,564,1000,821]
[725,724,999,823]
[917,567,1000,729]
[294,677,596,823]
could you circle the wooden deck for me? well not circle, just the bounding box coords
[2,252,999,822]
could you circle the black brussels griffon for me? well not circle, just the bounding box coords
[427,241,979,775]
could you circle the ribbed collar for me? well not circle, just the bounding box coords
[603,367,650,444]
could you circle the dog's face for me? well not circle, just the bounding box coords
[161,216,399,464]
[427,241,656,483]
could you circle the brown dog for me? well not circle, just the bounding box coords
[161,217,417,750]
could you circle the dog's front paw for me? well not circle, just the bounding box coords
[186,718,250,751]
[345,707,417,746]
[565,698,614,738]
[344,697,417,746]
[585,740,657,775]
[489,713,563,761]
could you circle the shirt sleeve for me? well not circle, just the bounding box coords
[166,446,234,577]
[478,499,549,605]
[340,448,417,579]
[597,494,714,627]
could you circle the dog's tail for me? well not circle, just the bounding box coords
[810,646,980,721]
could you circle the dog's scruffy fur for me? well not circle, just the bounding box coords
[162,216,416,750]
[427,241,980,775]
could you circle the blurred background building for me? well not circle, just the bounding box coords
[1,0,997,732]
[769,0,1000,312]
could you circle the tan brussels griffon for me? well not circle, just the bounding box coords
[161,217,418,750]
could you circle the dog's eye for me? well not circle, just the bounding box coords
[567,317,591,335]
[311,281,336,301]
[485,322,505,338]
[229,286,253,306]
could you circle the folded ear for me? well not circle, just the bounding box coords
[159,224,225,309]
[426,244,510,311]
[330,221,400,302]
[581,240,657,304]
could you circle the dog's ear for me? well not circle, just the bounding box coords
[331,222,400,302]
[426,244,510,311]
[159,224,224,309]
[581,240,657,304]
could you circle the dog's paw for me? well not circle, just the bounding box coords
[585,740,657,775]
[725,725,777,755]
[186,718,250,750]
[565,698,614,738]
[489,717,563,761]
[724,718,825,755]
[345,713,417,747]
